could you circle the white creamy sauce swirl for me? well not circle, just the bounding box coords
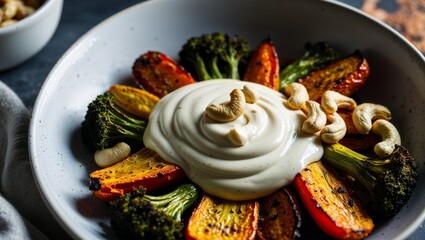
[143,79,323,200]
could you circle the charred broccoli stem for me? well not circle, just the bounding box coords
[279,41,339,89]
[179,32,250,81]
[322,143,418,218]
[109,183,200,240]
[81,92,147,152]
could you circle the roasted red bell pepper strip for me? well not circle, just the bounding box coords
[293,161,374,239]
[132,51,196,97]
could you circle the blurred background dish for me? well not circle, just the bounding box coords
[0,0,62,71]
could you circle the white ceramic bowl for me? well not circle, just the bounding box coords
[0,0,63,71]
[29,0,425,239]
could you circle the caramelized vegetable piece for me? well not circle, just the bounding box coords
[243,38,280,90]
[337,109,380,151]
[293,161,374,239]
[109,84,160,118]
[337,109,359,134]
[89,148,186,201]
[298,51,369,101]
[186,195,259,240]
[132,51,196,97]
[279,41,339,90]
[257,187,302,240]
[339,133,381,152]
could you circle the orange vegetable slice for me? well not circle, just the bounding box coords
[186,195,259,240]
[89,148,186,201]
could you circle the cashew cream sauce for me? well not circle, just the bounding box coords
[143,79,323,201]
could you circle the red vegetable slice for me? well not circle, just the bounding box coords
[293,161,374,239]
[132,51,196,98]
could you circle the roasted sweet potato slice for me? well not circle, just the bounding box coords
[186,195,259,240]
[89,148,186,201]
[132,51,196,97]
[257,187,302,240]
[243,38,280,90]
[298,51,369,101]
[293,161,374,239]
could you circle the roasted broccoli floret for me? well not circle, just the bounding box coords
[109,183,200,240]
[81,92,147,152]
[279,41,339,90]
[322,143,418,218]
[179,32,250,81]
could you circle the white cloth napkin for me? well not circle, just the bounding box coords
[0,81,70,239]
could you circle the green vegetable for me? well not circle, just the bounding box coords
[322,143,418,218]
[81,92,147,153]
[109,183,200,240]
[179,32,250,81]
[279,41,339,89]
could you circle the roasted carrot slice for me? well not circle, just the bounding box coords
[298,51,369,101]
[109,84,160,119]
[257,187,302,240]
[243,38,280,91]
[186,195,259,240]
[132,51,196,97]
[89,148,186,201]
[293,161,374,239]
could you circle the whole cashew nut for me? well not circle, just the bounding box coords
[241,85,259,104]
[302,101,327,134]
[284,82,309,110]
[3,0,18,20]
[205,88,246,122]
[352,103,392,134]
[371,119,401,157]
[94,142,131,168]
[320,112,347,143]
[321,90,357,114]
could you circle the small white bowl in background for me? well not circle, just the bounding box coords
[0,0,63,71]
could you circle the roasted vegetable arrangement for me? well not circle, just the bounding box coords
[81,32,418,239]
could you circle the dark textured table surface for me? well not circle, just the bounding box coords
[1,0,424,238]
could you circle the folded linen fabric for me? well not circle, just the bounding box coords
[0,81,70,239]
